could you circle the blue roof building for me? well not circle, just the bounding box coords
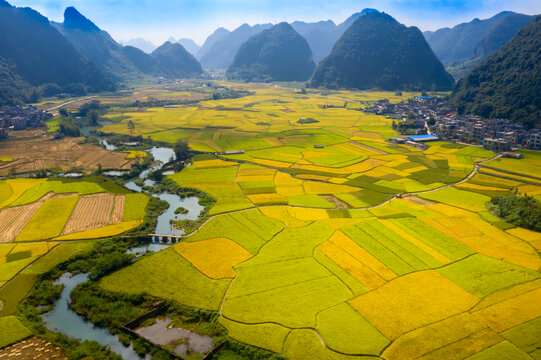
[407,134,439,142]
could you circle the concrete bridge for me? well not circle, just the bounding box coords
[148,234,183,243]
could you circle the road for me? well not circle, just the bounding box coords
[46,96,100,114]
[45,84,166,113]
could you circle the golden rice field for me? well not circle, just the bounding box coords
[0,178,148,243]
[2,84,539,359]
[97,83,541,360]
[0,176,149,321]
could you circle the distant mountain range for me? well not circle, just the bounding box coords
[0,1,203,105]
[424,11,536,79]
[311,11,454,91]
[54,7,202,83]
[0,0,538,113]
[196,27,231,60]
[121,38,157,54]
[292,8,379,63]
[198,23,273,70]
[0,0,113,105]
[177,39,200,57]
[451,16,541,126]
[226,22,315,82]
[194,9,377,70]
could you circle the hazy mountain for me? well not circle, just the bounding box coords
[54,6,148,83]
[227,22,315,82]
[56,7,204,82]
[293,9,377,63]
[451,16,541,127]
[199,23,272,70]
[121,38,157,53]
[0,0,112,105]
[336,8,379,33]
[151,41,203,78]
[311,11,454,91]
[121,46,155,74]
[196,27,230,60]
[472,13,535,60]
[424,12,535,79]
[291,20,336,63]
[177,38,200,56]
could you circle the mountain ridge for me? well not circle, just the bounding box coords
[227,22,315,82]
[311,11,454,91]
[451,16,541,126]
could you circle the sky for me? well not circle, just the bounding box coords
[10,0,541,45]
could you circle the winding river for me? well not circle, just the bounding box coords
[41,142,203,358]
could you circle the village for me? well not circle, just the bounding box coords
[0,105,52,139]
[365,95,541,152]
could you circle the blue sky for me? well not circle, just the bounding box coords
[10,0,541,45]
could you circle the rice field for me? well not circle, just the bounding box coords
[0,178,147,243]
[5,84,540,359]
[107,91,536,358]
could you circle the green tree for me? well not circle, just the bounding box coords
[57,116,80,137]
[87,109,100,126]
[127,120,135,135]
[173,139,190,161]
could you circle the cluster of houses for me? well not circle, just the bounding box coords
[432,117,538,152]
[0,106,52,139]
[365,96,541,152]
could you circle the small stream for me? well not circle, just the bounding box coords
[41,139,204,358]
[41,246,170,359]
[43,273,148,360]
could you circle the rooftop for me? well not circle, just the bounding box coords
[407,134,439,142]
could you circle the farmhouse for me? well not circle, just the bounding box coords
[483,138,511,152]
[501,152,524,159]
[407,134,439,142]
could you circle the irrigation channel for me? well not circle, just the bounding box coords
[41,142,205,359]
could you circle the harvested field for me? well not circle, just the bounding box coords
[0,337,67,359]
[111,195,125,223]
[0,129,134,175]
[0,191,81,242]
[61,193,124,236]
[0,202,42,243]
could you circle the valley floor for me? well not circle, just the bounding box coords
[1,82,540,360]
